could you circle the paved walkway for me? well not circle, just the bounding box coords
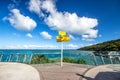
[82,64,120,80]
[1,62,119,80]
[32,63,93,80]
[0,62,40,80]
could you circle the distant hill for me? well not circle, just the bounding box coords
[78,39,120,51]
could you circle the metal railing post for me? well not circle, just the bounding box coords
[23,54,26,63]
[0,54,3,62]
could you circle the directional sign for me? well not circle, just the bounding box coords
[59,31,66,36]
[56,36,70,42]
[56,31,70,42]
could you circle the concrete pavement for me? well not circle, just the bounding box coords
[32,63,93,80]
[1,62,119,80]
[82,64,120,80]
[0,62,40,80]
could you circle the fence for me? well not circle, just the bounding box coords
[0,50,120,65]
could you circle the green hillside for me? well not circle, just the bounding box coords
[78,39,120,51]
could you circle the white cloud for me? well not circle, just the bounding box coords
[6,44,79,49]
[82,34,96,41]
[45,13,98,36]
[40,31,52,39]
[6,44,59,49]
[41,0,56,13]
[82,38,95,42]
[26,33,33,38]
[3,9,37,31]
[66,44,79,49]
[28,0,98,40]
[7,44,21,49]
[69,34,78,40]
[28,0,44,17]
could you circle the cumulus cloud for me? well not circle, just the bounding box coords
[45,13,98,35]
[28,0,99,40]
[26,33,33,38]
[41,0,56,13]
[3,9,37,31]
[28,0,44,16]
[40,31,52,39]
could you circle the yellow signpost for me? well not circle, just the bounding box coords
[56,31,70,67]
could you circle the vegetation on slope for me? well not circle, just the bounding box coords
[78,39,120,51]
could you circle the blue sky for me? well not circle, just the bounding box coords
[0,0,120,49]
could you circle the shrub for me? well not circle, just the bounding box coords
[76,59,86,64]
[63,57,86,64]
[31,54,49,64]
[63,57,72,63]
[31,54,86,64]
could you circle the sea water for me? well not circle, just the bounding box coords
[0,49,119,65]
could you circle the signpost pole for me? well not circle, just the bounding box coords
[61,42,63,67]
[56,31,70,67]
